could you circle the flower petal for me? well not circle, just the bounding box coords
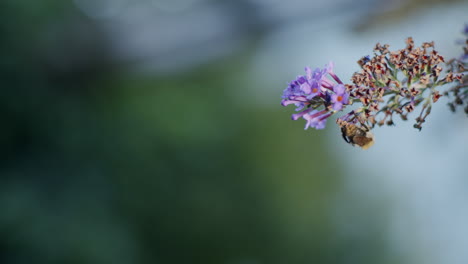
[333,84,345,95]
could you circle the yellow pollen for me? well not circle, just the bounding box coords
[337,95,343,102]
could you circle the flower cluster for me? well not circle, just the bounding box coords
[281,28,467,149]
[445,24,468,114]
[281,63,350,130]
[347,37,462,130]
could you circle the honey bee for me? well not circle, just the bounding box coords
[341,123,375,150]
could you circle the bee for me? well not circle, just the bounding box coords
[341,123,375,150]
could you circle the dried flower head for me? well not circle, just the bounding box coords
[445,25,468,114]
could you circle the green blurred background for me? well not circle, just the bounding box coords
[1,0,466,263]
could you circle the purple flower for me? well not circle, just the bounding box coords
[310,66,332,89]
[305,81,322,99]
[303,110,329,130]
[331,84,349,111]
[300,81,312,94]
[282,79,301,99]
[308,67,326,82]
[281,68,326,111]
[282,64,336,97]
[325,61,334,74]
[281,62,347,130]
[325,61,343,85]
[291,108,313,121]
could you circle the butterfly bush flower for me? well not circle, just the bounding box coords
[281,27,468,148]
[303,110,328,130]
[281,63,350,130]
[331,84,349,110]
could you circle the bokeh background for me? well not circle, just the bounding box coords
[1,0,468,263]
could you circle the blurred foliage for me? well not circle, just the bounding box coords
[0,1,397,264]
